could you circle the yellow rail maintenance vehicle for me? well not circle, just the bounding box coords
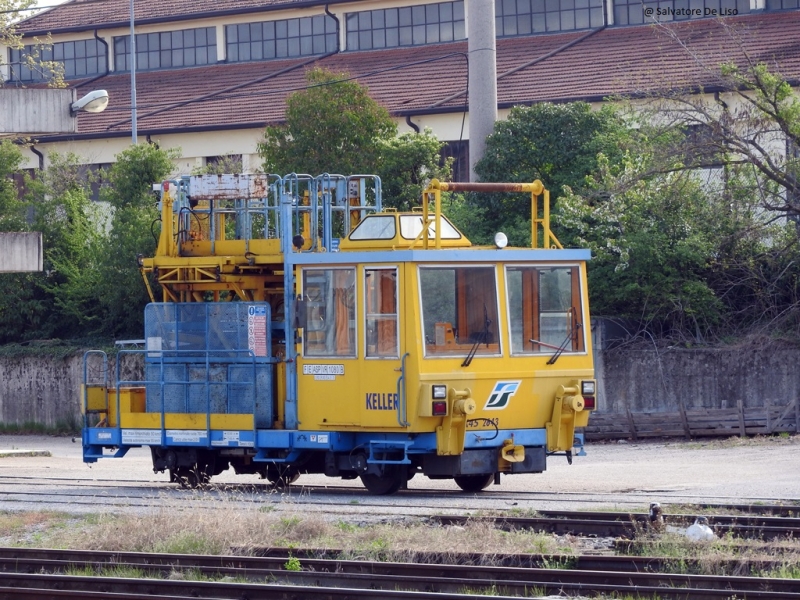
[82,173,596,494]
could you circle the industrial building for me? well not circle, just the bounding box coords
[4,0,800,180]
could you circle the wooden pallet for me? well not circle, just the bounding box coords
[584,400,799,440]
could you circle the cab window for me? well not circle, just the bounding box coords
[419,265,500,357]
[349,215,396,240]
[365,268,398,358]
[506,265,585,355]
[400,215,461,240]
[302,268,356,357]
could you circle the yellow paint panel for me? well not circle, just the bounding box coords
[82,385,108,413]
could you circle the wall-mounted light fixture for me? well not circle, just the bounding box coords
[70,89,109,115]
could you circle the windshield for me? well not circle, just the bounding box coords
[400,215,462,240]
[506,265,585,355]
[419,265,499,358]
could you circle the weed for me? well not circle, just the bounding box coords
[507,507,539,518]
[65,565,152,579]
[458,584,512,596]
[759,563,800,579]
[541,556,577,570]
[279,516,301,528]
[284,556,302,571]
[335,520,358,533]
[153,531,222,555]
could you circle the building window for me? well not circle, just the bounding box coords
[767,0,799,8]
[114,27,217,72]
[441,141,469,183]
[496,0,604,35]
[226,15,337,62]
[8,39,105,82]
[345,1,465,51]
[204,155,243,174]
[614,0,749,25]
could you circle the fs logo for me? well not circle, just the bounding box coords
[484,381,521,410]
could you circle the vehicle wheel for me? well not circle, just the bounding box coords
[171,466,210,489]
[454,473,494,493]
[267,466,300,486]
[187,467,211,488]
[360,470,404,495]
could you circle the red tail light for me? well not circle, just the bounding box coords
[432,401,447,416]
[583,396,596,410]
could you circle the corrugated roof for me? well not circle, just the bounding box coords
[38,12,800,139]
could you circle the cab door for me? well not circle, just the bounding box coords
[359,266,404,428]
[296,264,405,430]
[297,266,361,428]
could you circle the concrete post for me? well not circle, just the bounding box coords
[0,233,43,273]
[467,0,498,182]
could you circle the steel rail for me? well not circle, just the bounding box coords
[432,512,800,540]
[3,546,791,575]
[538,509,800,529]
[1,548,798,597]
[4,476,800,516]
[0,573,520,600]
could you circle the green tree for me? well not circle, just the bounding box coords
[645,21,800,228]
[0,152,102,342]
[258,68,450,211]
[377,129,452,211]
[0,139,26,231]
[259,68,396,176]
[556,140,800,342]
[556,152,723,340]
[469,102,632,245]
[96,142,177,338]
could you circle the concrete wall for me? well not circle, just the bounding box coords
[1,341,798,432]
[0,89,76,135]
[0,352,143,429]
[599,344,800,415]
[0,354,84,428]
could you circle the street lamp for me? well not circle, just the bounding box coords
[70,89,109,115]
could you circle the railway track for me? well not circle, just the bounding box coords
[1,547,798,600]
[3,475,799,518]
[432,509,800,540]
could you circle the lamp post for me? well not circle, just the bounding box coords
[130,0,137,144]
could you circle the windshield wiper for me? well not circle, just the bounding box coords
[462,304,491,367]
[546,310,581,365]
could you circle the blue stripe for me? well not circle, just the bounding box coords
[288,248,590,265]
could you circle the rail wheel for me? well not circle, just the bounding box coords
[360,467,405,495]
[266,466,300,486]
[454,473,494,493]
[171,466,211,489]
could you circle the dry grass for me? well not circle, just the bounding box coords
[2,495,565,562]
[3,492,799,579]
[622,525,800,577]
